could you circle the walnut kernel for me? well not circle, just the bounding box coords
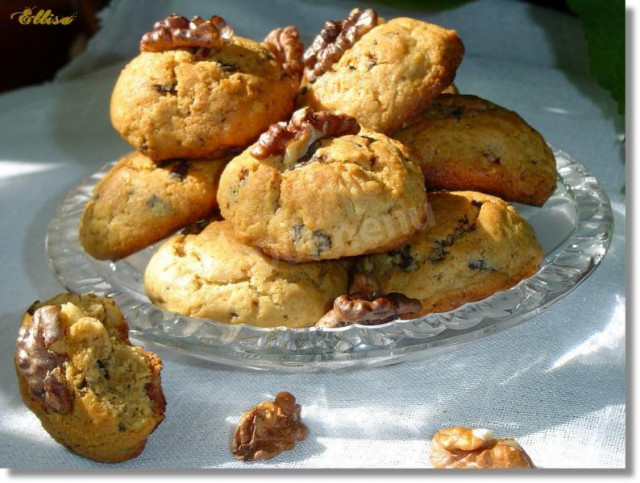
[430,426,535,469]
[140,14,233,54]
[15,305,72,414]
[232,392,308,461]
[250,107,360,166]
[262,26,304,79]
[303,8,378,82]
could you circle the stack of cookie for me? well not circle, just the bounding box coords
[79,8,555,329]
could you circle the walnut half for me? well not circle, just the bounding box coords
[232,392,308,461]
[250,107,360,166]
[430,427,535,469]
[15,305,72,414]
[262,26,304,80]
[316,293,422,328]
[303,8,378,82]
[140,14,234,54]
[316,273,422,328]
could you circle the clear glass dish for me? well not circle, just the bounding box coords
[46,149,612,372]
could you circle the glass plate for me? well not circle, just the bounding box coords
[46,149,612,372]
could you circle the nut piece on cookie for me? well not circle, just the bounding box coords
[140,14,234,54]
[298,9,464,133]
[15,293,166,463]
[217,108,428,262]
[232,392,308,462]
[393,94,557,206]
[79,151,228,261]
[111,14,300,161]
[316,273,422,328]
[430,426,535,469]
[354,191,543,315]
[144,220,349,328]
[261,26,304,81]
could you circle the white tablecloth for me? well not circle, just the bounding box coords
[0,0,626,469]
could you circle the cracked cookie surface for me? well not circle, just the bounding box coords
[144,220,349,328]
[354,191,543,314]
[297,17,464,134]
[79,151,228,261]
[111,35,299,160]
[217,127,428,261]
[394,94,557,206]
[15,293,166,463]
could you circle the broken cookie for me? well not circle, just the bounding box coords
[15,293,166,463]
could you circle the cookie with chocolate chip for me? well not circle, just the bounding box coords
[15,293,166,463]
[217,108,428,262]
[144,220,349,328]
[111,15,303,160]
[297,10,464,134]
[354,191,543,315]
[394,94,557,206]
[79,151,228,261]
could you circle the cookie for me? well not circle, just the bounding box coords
[298,9,464,134]
[354,191,543,315]
[15,293,166,463]
[111,15,302,160]
[217,108,428,262]
[79,151,228,261]
[144,220,349,328]
[394,94,557,206]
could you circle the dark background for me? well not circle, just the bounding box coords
[0,0,574,94]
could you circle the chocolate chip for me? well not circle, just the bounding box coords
[219,61,240,73]
[97,360,110,380]
[153,84,177,95]
[292,224,304,243]
[468,259,488,271]
[389,245,416,271]
[146,194,161,208]
[165,159,189,181]
[451,106,465,120]
[312,231,332,255]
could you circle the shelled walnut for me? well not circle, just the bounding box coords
[430,426,535,469]
[303,8,378,82]
[140,14,233,54]
[15,305,72,414]
[250,107,360,166]
[316,273,422,328]
[262,26,304,79]
[232,392,308,461]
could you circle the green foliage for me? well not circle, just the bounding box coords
[370,0,475,10]
[567,0,625,114]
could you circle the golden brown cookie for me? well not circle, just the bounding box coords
[354,191,543,315]
[217,108,428,262]
[15,293,166,463]
[394,94,557,206]
[111,15,302,160]
[298,9,464,133]
[144,220,349,328]
[79,151,227,261]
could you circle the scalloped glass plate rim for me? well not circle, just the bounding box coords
[46,148,613,371]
